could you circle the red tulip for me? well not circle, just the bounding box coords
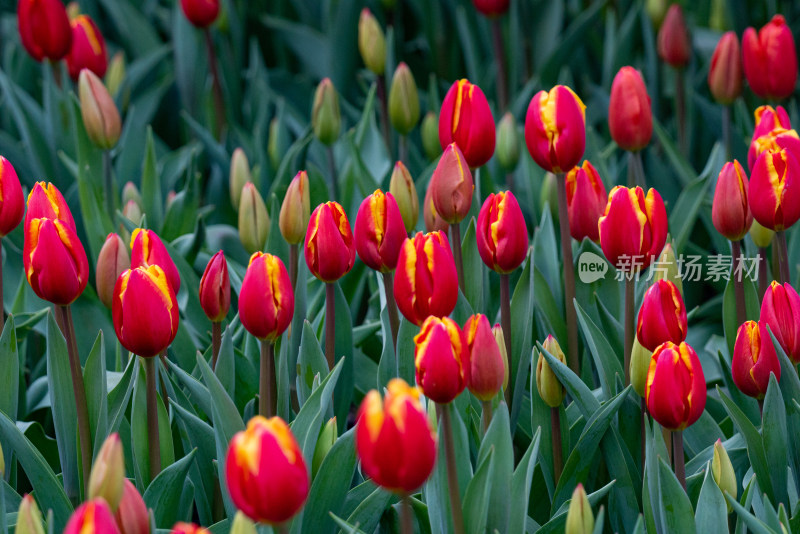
[743,15,798,100]
[748,106,800,171]
[656,4,691,68]
[0,157,25,237]
[423,185,448,233]
[354,189,408,272]
[748,148,800,231]
[565,161,607,242]
[226,416,309,524]
[304,202,356,282]
[752,105,791,142]
[66,15,107,81]
[64,499,121,534]
[356,378,437,493]
[113,265,179,357]
[732,320,781,399]
[180,0,220,28]
[414,315,469,404]
[115,480,149,534]
[96,233,130,310]
[439,79,496,168]
[130,229,181,293]
[760,281,800,363]
[645,342,706,431]
[429,143,474,224]
[24,217,89,306]
[525,85,586,173]
[476,190,528,273]
[199,250,230,322]
[17,0,72,62]
[636,280,688,352]
[608,67,653,152]
[472,0,510,17]
[393,231,458,326]
[712,160,753,241]
[238,252,294,342]
[464,314,505,401]
[25,181,76,232]
[708,31,742,105]
[171,524,210,534]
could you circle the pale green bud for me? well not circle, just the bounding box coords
[388,62,420,136]
[238,182,269,253]
[312,78,341,146]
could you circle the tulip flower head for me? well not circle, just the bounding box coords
[565,161,607,242]
[171,524,210,534]
[358,9,386,76]
[199,250,230,322]
[356,378,437,493]
[712,439,737,502]
[712,161,753,241]
[636,280,688,351]
[279,170,311,245]
[304,201,356,282]
[115,480,149,534]
[423,185,448,233]
[66,15,108,81]
[225,416,309,524]
[439,79,496,168]
[88,433,125,512]
[496,112,521,172]
[537,335,567,407]
[608,67,653,152]
[24,216,89,306]
[96,233,130,309]
[389,161,419,233]
[732,320,781,399]
[465,314,505,401]
[472,0,510,17]
[708,31,742,105]
[525,85,586,174]
[748,106,800,170]
[25,181,76,232]
[748,148,800,231]
[180,0,220,28]
[388,62,420,136]
[429,143,474,224]
[414,316,469,404]
[64,499,121,534]
[476,190,528,273]
[17,0,72,62]
[0,157,25,238]
[656,4,691,68]
[312,78,341,146]
[229,148,251,211]
[422,111,442,161]
[742,15,798,101]
[355,190,408,272]
[130,228,181,293]
[760,281,800,363]
[238,252,294,342]
[565,484,594,534]
[645,342,706,431]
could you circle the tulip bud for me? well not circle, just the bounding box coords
[539,172,559,219]
[749,149,800,232]
[96,233,129,309]
[106,52,126,99]
[354,190,407,272]
[230,512,257,534]
[749,220,775,248]
[525,85,586,174]
[238,183,270,254]
[465,314,505,401]
[496,112,520,172]
[747,106,800,171]
[388,63,420,135]
[708,32,743,105]
[113,265,179,358]
[630,336,653,397]
[17,0,72,62]
[394,231,458,325]
[389,161,419,233]
[122,182,141,207]
[304,202,356,282]
[25,181,75,229]
[732,320,781,400]
[24,217,89,306]
[429,143,474,224]
[356,379,437,493]
[598,186,668,272]
[226,416,309,524]
[608,67,653,152]
[565,161,607,243]
[79,69,121,150]
[712,439,737,502]
[130,228,181,293]
[656,4,691,68]
[423,184,448,233]
[645,342,706,431]
[122,200,142,226]
[239,252,294,342]
[171,523,209,534]
[180,0,220,28]
[492,324,510,391]
[16,495,46,534]
[312,78,341,146]
[439,79,496,168]
[311,417,337,478]
[230,148,252,211]
[0,158,25,238]
[66,2,79,20]
[637,280,688,352]
[115,480,149,534]
[712,161,752,241]
[472,0,510,17]
[199,250,230,323]
[537,335,566,407]
[565,484,594,534]
[66,15,108,81]
[279,170,311,245]
[88,433,125,512]
[653,242,683,295]
[414,316,468,404]
[268,117,285,171]
[752,105,792,140]
[645,0,669,29]
[358,9,386,76]
[708,0,727,31]
[760,281,800,363]
[421,112,442,161]
[476,191,528,273]
[743,15,798,101]
[165,190,177,212]
[64,499,121,534]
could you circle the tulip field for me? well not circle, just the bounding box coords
[3,0,800,532]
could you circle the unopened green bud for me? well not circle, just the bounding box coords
[66,1,80,19]
[421,112,441,161]
[709,0,728,32]
[537,336,566,407]
[749,219,775,248]
[565,484,594,534]
[630,336,653,398]
[88,433,125,512]
[279,170,311,245]
[238,182,269,253]
[539,172,559,221]
[16,495,45,534]
[268,117,288,171]
[652,242,683,294]
[312,78,341,146]
[230,511,257,534]
[496,112,520,171]
[388,63,419,136]
[230,148,252,211]
[389,161,418,233]
[122,199,142,225]
[358,9,386,76]
[712,438,737,508]
[79,69,121,150]
[121,181,141,207]
[312,417,338,478]
[492,323,510,391]
[646,0,669,29]
[105,51,126,99]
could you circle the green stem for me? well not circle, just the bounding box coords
[401,494,413,534]
[376,75,392,160]
[211,321,221,370]
[144,356,161,481]
[551,407,563,484]
[673,430,686,490]
[722,105,732,160]
[731,240,747,328]
[325,282,336,371]
[776,230,791,284]
[482,400,493,434]
[439,404,465,534]
[450,223,465,293]
[633,150,646,188]
[676,69,687,157]
[327,146,338,202]
[759,246,769,299]
[204,28,226,138]
[500,273,513,405]
[289,244,299,291]
[260,340,276,417]
[556,173,579,375]
[491,19,507,112]
[640,398,647,470]
[382,271,400,364]
[103,150,114,224]
[624,277,635,385]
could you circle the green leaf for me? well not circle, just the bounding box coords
[507,427,541,534]
[574,300,624,400]
[477,403,513,532]
[292,358,345,465]
[141,127,163,232]
[461,218,484,313]
[537,480,616,534]
[0,315,19,431]
[143,449,197,528]
[83,332,109,456]
[694,461,729,533]
[214,321,236,396]
[510,254,535,430]
[297,320,330,406]
[762,374,789,507]
[342,485,394,534]
[657,456,697,534]
[131,360,175,488]
[725,493,777,534]
[107,355,138,437]
[395,318,419,385]
[463,448,494,534]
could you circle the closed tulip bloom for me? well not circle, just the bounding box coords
[304,202,355,282]
[422,112,442,161]
[712,161,753,241]
[708,32,742,104]
[712,439,737,502]
[25,181,76,232]
[645,342,706,431]
[199,250,230,322]
[356,378,437,493]
[637,280,688,351]
[743,15,798,101]
[732,320,781,399]
[355,190,407,272]
[238,252,294,342]
[115,480,149,534]
[656,4,691,68]
[130,228,181,293]
[96,233,129,309]
[565,484,594,534]
[113,265,179,357]
[358,9,386,76]
[24,217,89,306]
[423,185,448,233]
[415,316,469,404]
[439,79,496,168]
[79,69,122,150]
[472,0,510,17]
[630,336,653,398]
[525,85,586,173]
[180,0,219,28]
[15,495,45,534]
[496,112,521,172]
[171,524,210,534]
[279,171,310,245]
[229,148,251,211]
[748,149,800,231]
[66,15,107,81]
[388,62,420,135]
[64,499,121,534]
[476,190,528,273]
[608,67,653,152]
[17,0,72,62]
[429,143,474,224]
[0,157,25,237]
[389,161,419,233]
[598,186,668,271]
[492,323,510,391]
[760,281,800,363]
[238,182,270,254]
[753,105,792,141]
[230,512,257,534]
[465,314,505,401]
[748,126,800,172]
[88,433,125,512]
[394,231,458,325]
[749,219,775,248]
[537,335,566,407]
[226,416,309,524]
[565,161,607,242]
[312,78,341,146]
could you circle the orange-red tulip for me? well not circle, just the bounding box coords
[304,201,356,282]
[354,190,408,272]
[645,342,706,431]
[732,320,781,399]
[608,67,653,152]
[712,161,752,241]
[17,0,72,62]
[476,190,528,273]
[238,252,294,342]
[636,280,687,352]
[743,15,798,100]
[199,250,230,322]
[24,217,89,306]
[464,314,505,401]
[760,281,800,363]
[439,79,496,168]
[96,233,130,309]
[429,143,473,225]
[64,499,120,534]
[130,229,181,293]
[708,31,742,105]
[414,315,468,404]
[25,181,76,232]
[525,85,586,173]
[748,149,800,231]
[565,161,607,242]
[66,15,107,81]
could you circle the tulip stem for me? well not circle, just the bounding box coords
[633,150,646,188]
[399,135,408,164]
[382,271,400,361]
[759,246,769,299]
[482,400,493,433]
[722,105,732,160]
[624,277,635,385]
[551,407,563,484]
[758,398,764,418]
[144,356,161,481]
[103,150,114,223]
[204,28,226,139]
[211,322,221,370]
[259,340,276,417]
[57,305,92,496]
[0,238,4,330]
[675,69,687,157]
[401,495,414,534]
[500,273,513,405]
[327,146,339,202]
[439,404,465,534]
[289,244,299,290]
[673,430,686,490]
[376,75,392,160]
[556,173,580,375]
[776,231,791,284]
[450,223,465,293]
[640,398,647,470]
[325,282,336,371]
[491,19,508,112]
[731,240,747,328]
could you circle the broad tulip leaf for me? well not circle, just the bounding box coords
[657,456,696,534]
[143,448,197,527]
[762,375,789,507]
[463,448,494,534]
[477,403,513,532]
[82,331,109,456]
[574,300,624,400]
[694,462,728,534]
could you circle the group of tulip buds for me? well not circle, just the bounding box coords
[231,150,271,254]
